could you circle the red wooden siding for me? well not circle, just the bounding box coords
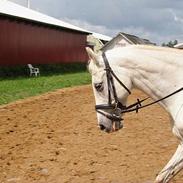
[0,16,88,65]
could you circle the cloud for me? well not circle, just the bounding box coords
[62,18,153,43]
[169,9,183,24]
[62,18,120,36]
[62,18,169,45]
[45,0,183,44]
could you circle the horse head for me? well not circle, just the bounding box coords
[86,47,132,133]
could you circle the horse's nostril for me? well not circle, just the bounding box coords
[99,124,106,130]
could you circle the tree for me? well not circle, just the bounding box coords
[162,40,178,47]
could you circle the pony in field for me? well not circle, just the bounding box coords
[86,45,183,183]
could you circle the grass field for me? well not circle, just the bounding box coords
[0,72,91,105]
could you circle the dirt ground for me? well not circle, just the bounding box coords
[0,85,183,183]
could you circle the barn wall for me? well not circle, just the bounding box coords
[0,16,88,65]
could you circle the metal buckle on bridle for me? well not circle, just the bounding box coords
[113,107,123,119]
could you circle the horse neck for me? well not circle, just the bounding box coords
[109,47,183,112]
[129,59,173,101]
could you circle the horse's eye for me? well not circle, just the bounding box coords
[94,82,103,91]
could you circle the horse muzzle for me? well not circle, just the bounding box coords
[95,104,124,132]
[99,120,123,133]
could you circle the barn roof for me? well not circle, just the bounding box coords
[120,32,155,45]
[92,32,112,42]
[0,0,90,34]
[101,32,156,51]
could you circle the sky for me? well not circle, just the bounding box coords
[9,0,183,45]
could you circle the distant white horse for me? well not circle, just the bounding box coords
[86,45,183,183]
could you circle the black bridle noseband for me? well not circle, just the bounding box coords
[95,52,183,122]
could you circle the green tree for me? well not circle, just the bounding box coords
[162,40,178,47]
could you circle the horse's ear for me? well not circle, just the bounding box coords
[86,47,99,65]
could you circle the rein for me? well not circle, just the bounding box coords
[122,87,183,113]
[95,52,183,121]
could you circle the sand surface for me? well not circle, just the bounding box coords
[0,85,183,183]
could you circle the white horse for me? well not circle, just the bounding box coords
[86,45,183,183]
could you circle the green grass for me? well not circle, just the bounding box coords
[0,72,91,105]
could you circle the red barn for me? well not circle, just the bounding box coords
[0,1,90,66]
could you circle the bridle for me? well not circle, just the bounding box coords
[95,52,131,121]
[95,52,183,122]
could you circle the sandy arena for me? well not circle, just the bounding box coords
[0,85,183,183]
